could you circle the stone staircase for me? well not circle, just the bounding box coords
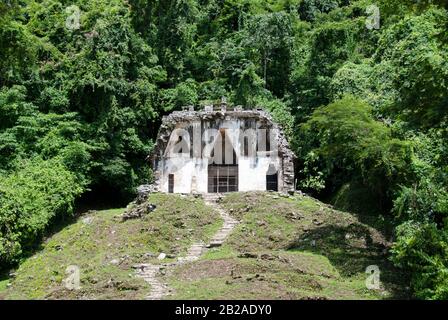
[203,194,239,248]
[177,242,205,262]
[134,193,239,300]
[133,263,170,299]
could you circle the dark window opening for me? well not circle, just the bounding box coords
[266,173,278,191]
[168,174,174,193]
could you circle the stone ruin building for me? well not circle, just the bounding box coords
[149,103,295,194]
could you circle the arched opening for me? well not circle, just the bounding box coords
[208,129,238,193]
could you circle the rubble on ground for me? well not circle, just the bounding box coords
[121,202,157,221]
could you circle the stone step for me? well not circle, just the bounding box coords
[212,235,228,240]
[136,196,240,300]
[207,242,222,248]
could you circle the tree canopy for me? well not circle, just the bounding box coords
[0,0,447,298]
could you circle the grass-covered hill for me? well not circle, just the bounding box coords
[0,192,409,300]
[0,194,222,299]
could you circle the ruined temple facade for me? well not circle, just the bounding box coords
[150,105,295,194]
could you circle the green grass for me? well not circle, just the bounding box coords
[0,278,8,293]
[1,191,409,300]
[165,192,410,300]
[0,194,221,299]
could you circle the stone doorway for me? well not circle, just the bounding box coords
[207,128,238,193]
[266,164,278,191]
[208,165,238,193]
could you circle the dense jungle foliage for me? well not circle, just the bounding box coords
[0,0,447,299]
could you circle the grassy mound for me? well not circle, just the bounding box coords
[0,192,409,300]
[166,192,409,300]
[0,194,221,299]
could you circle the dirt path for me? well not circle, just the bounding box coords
[134,194,238,300]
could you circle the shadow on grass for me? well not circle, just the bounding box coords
[0,269,10,285]
[287,223,411,299]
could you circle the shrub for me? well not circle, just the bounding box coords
[298,95,412,211]
[0,158,83,265]
[391,221,448,299]
[390,128,448,299]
